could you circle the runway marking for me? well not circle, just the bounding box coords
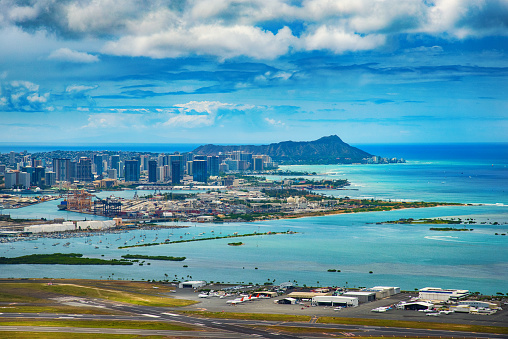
[162,312,180,316]
[141,314,160,318]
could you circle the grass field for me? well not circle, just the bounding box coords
[0,333,175,339]
[0,280,197,308]
[0,305,123,315]
[317,316,508,334]
[0,319,196,331]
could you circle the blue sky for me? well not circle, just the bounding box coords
[1,0,507,145]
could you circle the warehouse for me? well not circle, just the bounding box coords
[362,286,400,299]
[312,296,358,307]
[179,281,206,289]
[403,302,434,310]
[343,291,376,303]
[419,287,469,301]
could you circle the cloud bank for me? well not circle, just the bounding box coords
[2,0,507,59]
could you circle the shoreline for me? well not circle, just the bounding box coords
[0,201,465,242]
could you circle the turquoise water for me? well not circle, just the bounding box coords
[1,144,507,294]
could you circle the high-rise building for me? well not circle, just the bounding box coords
[207,156,220,176]
[238,160,249,171]
[157,166,164,182]
[20,166,34,185]
[53,158,71,182]
[253,156,264,171]
[148,160,157,183]
[93,154,104,175]
[171,161,181,184]
[77,157,93,182]
[32,159,42,168]
[33,166,46,187]
[19,171,30,188]
[7,171,31,189]
[192,160,207,183]
[107,169,117,180]
[124,160,140,182]
[4,171,17,188]
[45,171,56,186]
[219,162,229,173]
[110,155,120,172]
[186,161,193,175]
[119,161,125,178]
[70,160,77,181]
[139,155,148,171]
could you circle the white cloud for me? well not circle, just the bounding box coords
[27,92,49,103]
[48,48,99,63]
[65,84,98,93]
[103,25,295,59]
[265,117,285,127]
[82,112,143,129]
[2,0,508,60]
[0,80,49,111]
[301,26,386,53]
[163,101,253,128]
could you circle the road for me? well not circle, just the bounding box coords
[2,305,508,339]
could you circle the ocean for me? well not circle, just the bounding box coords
[1,143,507,295]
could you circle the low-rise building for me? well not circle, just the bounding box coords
[179,281,206,289]
[312,296,358,307]
[343,291,376,303]
[419,287,469,301]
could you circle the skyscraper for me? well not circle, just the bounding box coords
[93,154,104,175]
[77,157,93,182]
[110,155,120,172]
[207,155,220,176]
[192,160,207,183]
[148,160,157,183]
[53,158,71,182]
[171,161,181,184]
[124,160,140,182]
[33,166,46,187]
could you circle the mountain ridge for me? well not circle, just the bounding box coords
[193,135,374,164]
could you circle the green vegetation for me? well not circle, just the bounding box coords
[429,227,473,231]
[0,281,197,308]
[0,319,196,331]
[383,218,463,224]
[228,242,243,246]
[0,253,133,265]
[0,305,120,315]
[120,254,186,261]
[0,333,168,339]
[118,231,296,249]
[317,316,508,334]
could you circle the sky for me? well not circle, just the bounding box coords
[1,0,507,145]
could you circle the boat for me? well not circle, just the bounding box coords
[57,200,68,210]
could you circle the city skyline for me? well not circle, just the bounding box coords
[1,0,507,144]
